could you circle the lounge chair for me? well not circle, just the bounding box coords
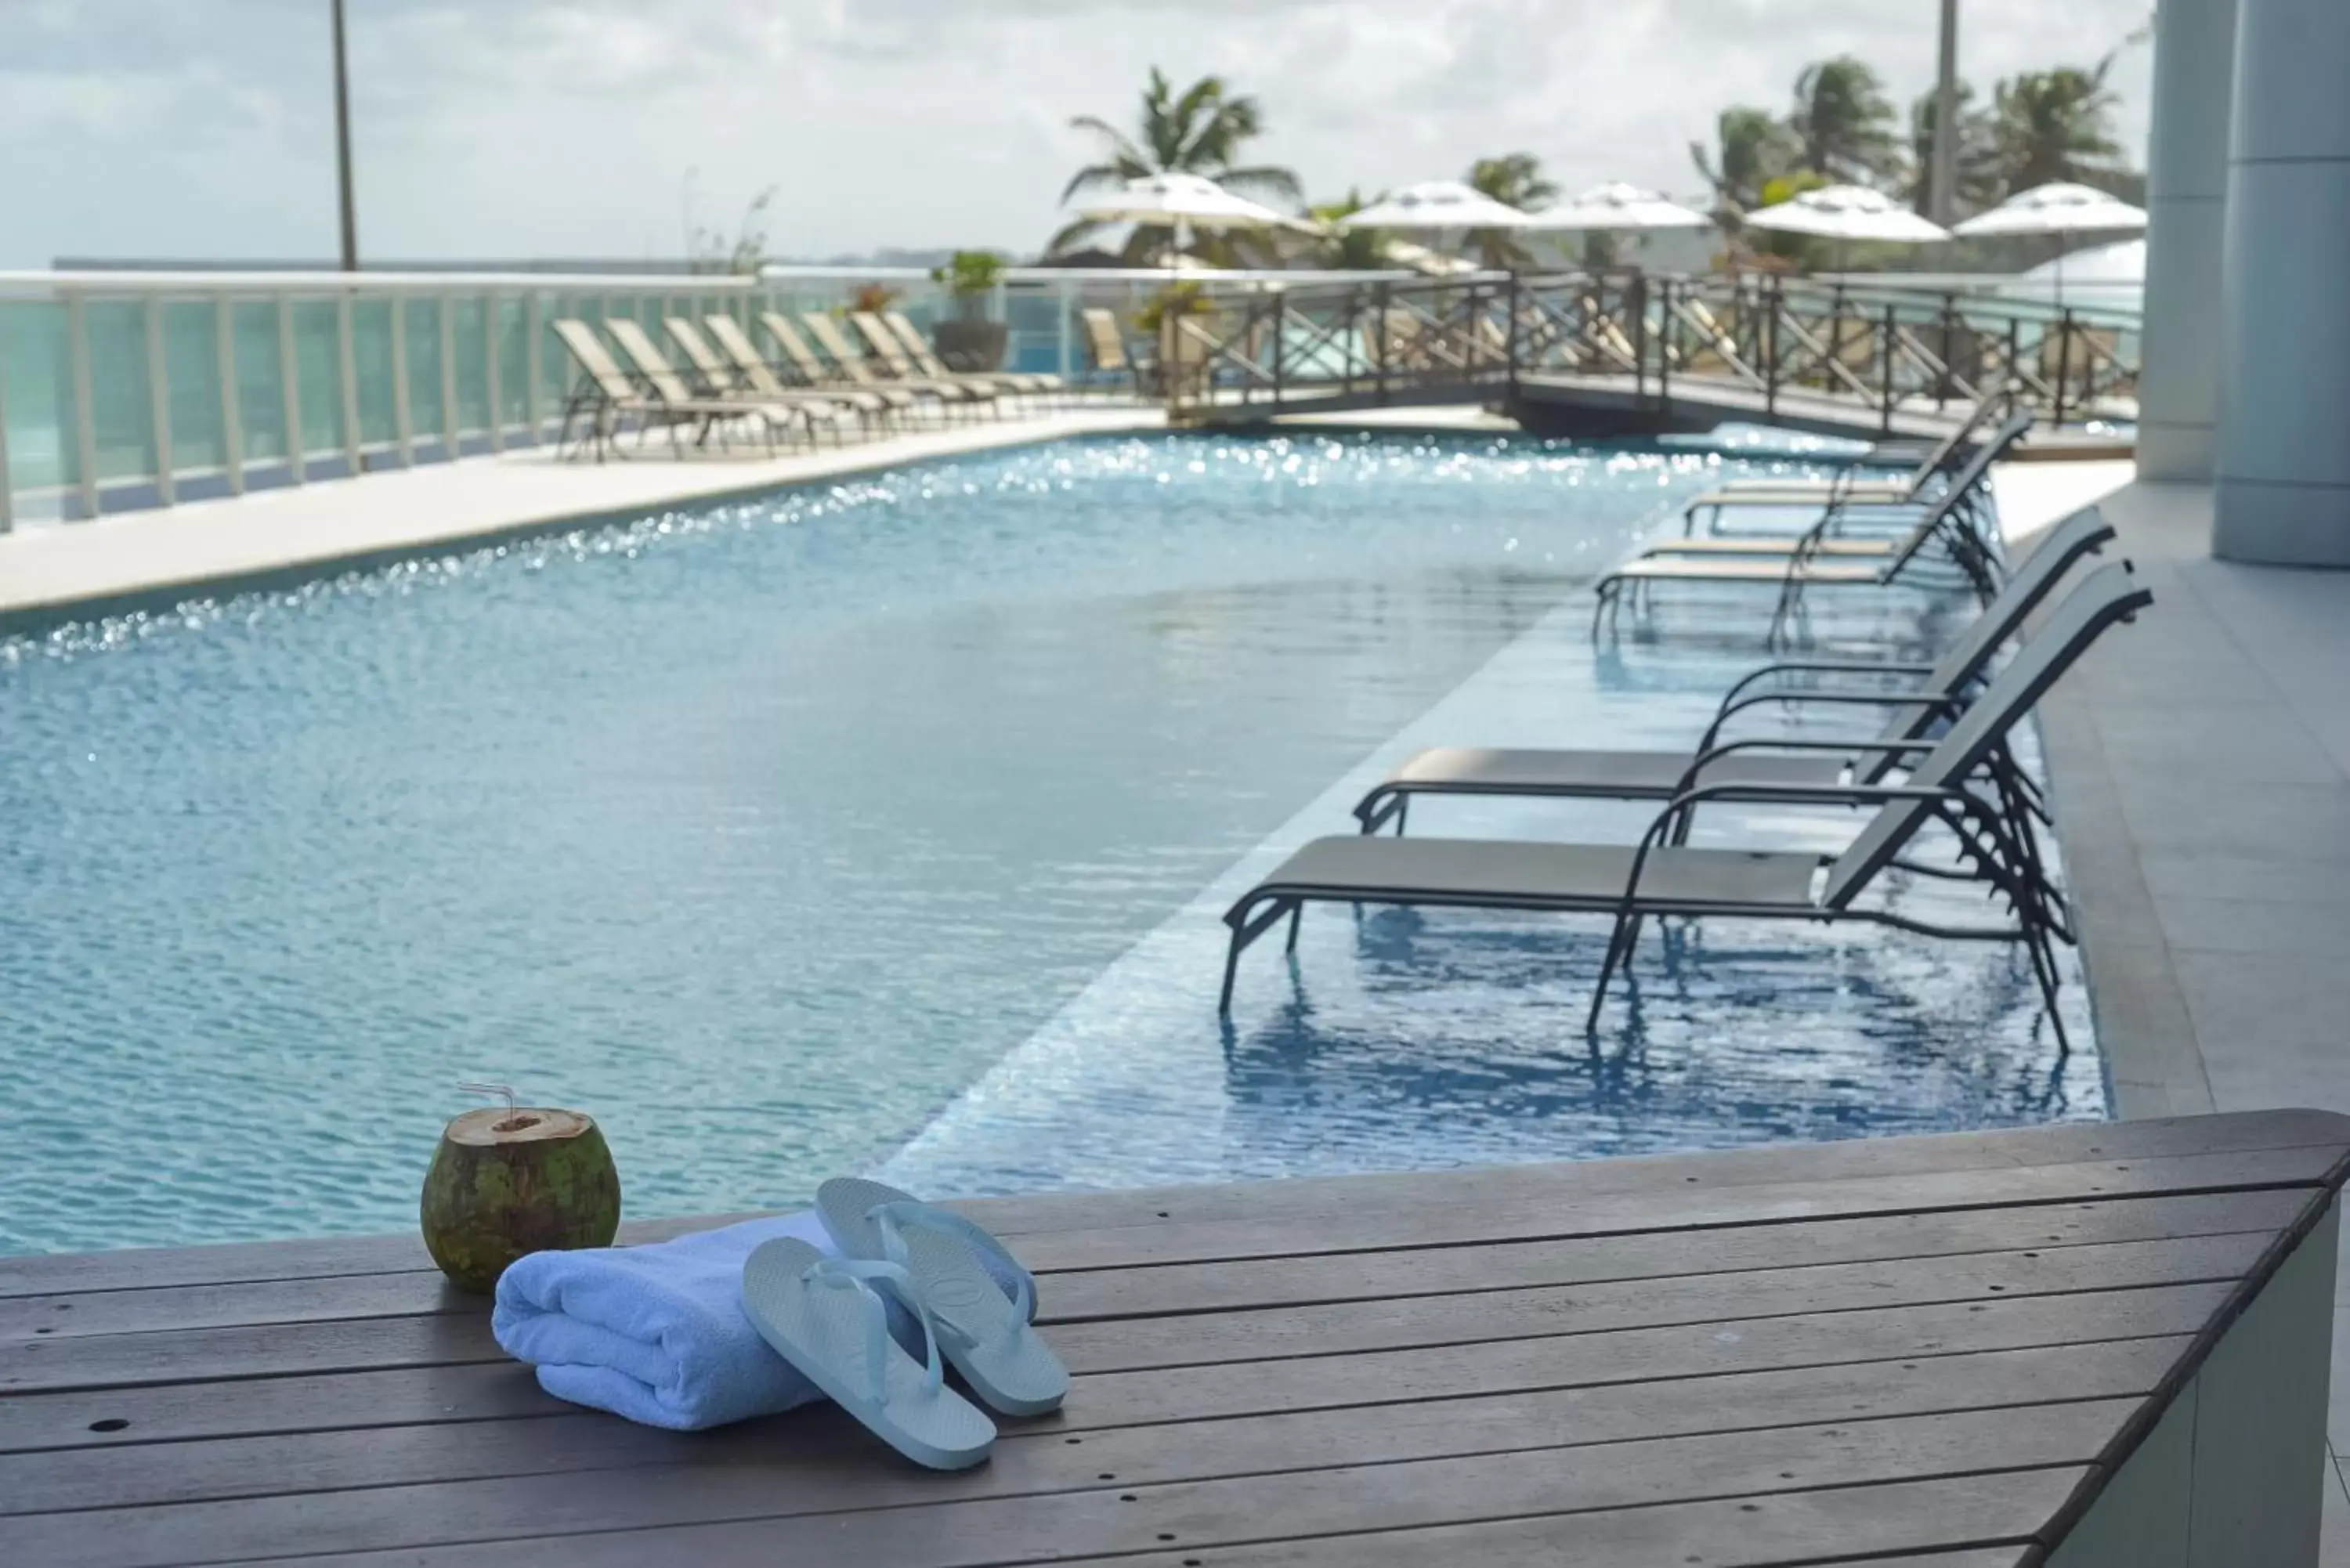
[681,316,895,434]
[802,312,992,418]
[658,318,868,440]
[882,309,1063,403]
[601,319,839,452]
[1079,308,1144,397]
[743,313,935,428]
[1357,506,2116,834]
[550,319,770,461]
[1220,562,2154,1039]
[1591,434,2014,639]
[1685,390,2011,526]
[1661,413,2033,551]
[844,312,1007,414]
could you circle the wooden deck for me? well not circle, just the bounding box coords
[3,1111,2345,1566]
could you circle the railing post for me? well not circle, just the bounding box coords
[336,290,363,476]
[524,291,544,443]
[279,294,306,485]
[1763,275,1781,421]
[1879,302,1897,435]
[484,292,504,454]
[215,295,244,495]
[2052,308,2074,428]
[66,290,99,521]
[1656,275,1672,412]
[390,295,415,464]
[144,296,175,507]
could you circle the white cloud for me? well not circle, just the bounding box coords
[0,0,2156,267]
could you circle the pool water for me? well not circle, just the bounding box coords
[0,434,2099,1255]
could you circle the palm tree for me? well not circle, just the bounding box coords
[1464,153,1557,269]
[1053,69,1303,262]
[1690,106,1796,226]
[1788,56,1905,186]
[1990,58,2131,195]
[1907,84,2002,215]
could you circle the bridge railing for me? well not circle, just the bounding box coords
[1167,269,2139,433]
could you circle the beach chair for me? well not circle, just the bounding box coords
[1647,414,2028,561]
[845,313,1006,414]
[1220,563,2154,1040]
[1079,308,1144,397]
[658,318,866,441]
[550,319,765,461]
[1357,508,2116,834]
[690,315,898,434]
[1592,427,2019,639]
[1685,390,2012,526]
[804,312,992,419]
[742,313,934,428]
[601,319,831,453]
[882,310,1063,403]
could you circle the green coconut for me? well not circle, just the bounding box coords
[421,1107,621,1293]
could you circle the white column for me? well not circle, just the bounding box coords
[2212,0,2350,562]
[2137,0,2236,482]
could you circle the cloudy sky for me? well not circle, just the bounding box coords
[3,0,2156,268]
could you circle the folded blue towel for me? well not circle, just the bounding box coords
[491,1210,1030,1431]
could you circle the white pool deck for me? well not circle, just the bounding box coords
[10,419,2350,1552]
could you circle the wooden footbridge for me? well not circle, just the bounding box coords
[1162,270,2138,446]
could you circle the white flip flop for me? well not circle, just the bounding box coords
[816,1177,1071,1418]
[738,1237,996,1470]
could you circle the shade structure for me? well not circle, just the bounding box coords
[1068,172,1296,232]
[1952,182,2148,240]
[1338,180,1530,231]
[1519,182,1712,233]
[1743,183,1950,244]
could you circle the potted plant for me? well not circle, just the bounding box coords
[927,251,1009,371]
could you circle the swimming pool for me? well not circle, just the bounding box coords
[0,433,2099,1255]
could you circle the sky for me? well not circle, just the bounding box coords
[2,0,2157,269]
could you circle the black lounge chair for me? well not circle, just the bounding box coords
[1357,506,2115,834]
[1220,563,2154,1042]
[1590,417,2031,641]
[1678,391,2012,529]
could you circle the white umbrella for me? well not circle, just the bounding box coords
[1954,182,2147,311]
[1337,180,1531,232]
[1519,182,1712,233]
[1743,183,1951,245]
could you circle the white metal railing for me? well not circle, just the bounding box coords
[0,265,1435,530]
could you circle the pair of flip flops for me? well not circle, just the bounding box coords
[738,1178,1068,1470]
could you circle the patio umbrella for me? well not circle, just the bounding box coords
[1336,180,1532,233]
[1954,182,2148,311]
[1517,182,1713,268]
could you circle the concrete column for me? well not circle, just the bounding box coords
[2135,0,2236,482]
[2212,0,2350,563]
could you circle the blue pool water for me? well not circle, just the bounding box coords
[0,435,2099,1254]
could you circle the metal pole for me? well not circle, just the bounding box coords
[215,295,245,494]
[332,0,359,271]
[1929,0,1960,228]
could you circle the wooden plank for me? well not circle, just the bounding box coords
[29,1404,2129,1568]
[958,1109,2350,1240]
[1061,1284,2231,1432]
[0,1336,2189,1518]
[0,1230,2260,1399]
[1010,1147,2347,1273]
[1042,1190,2304,1322]
[4,1111,2337,1300]
[0,1284,2224,1458]
[2,1191,2294,1345]
[234,1469,2092,1568]
[1040,1232,2269,1375]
